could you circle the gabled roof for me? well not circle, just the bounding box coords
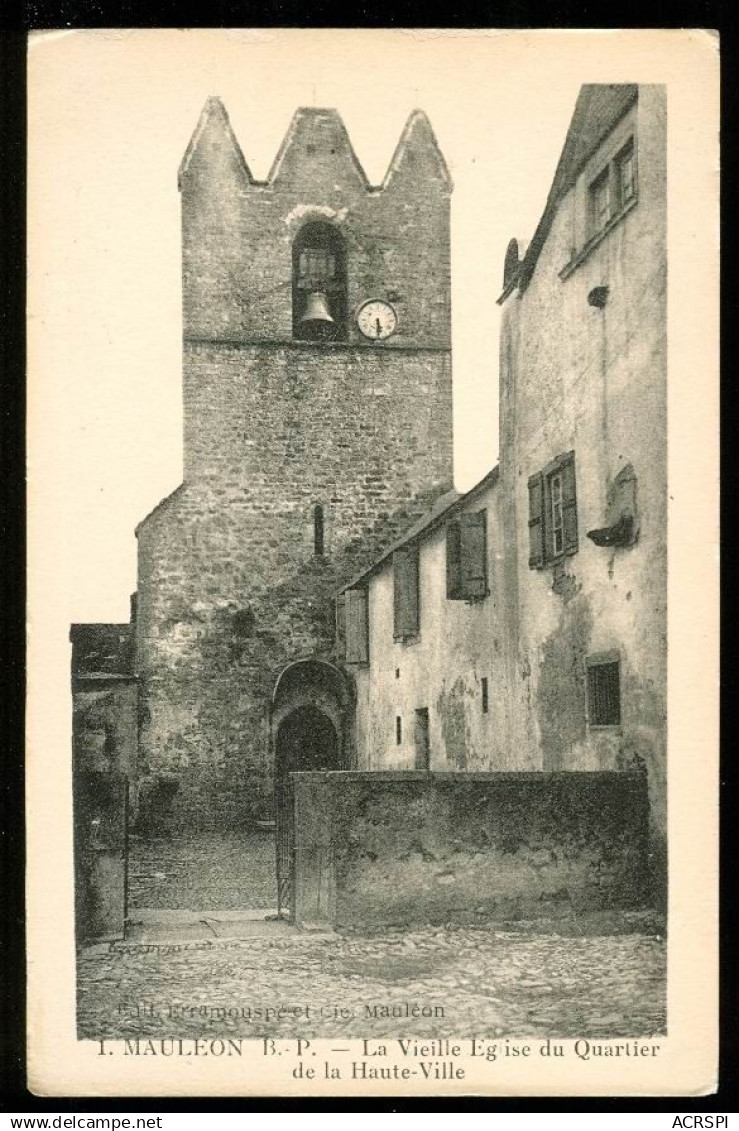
[340,466,499,594]
[498,84,638,302]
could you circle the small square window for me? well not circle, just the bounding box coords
[587,661,621,727]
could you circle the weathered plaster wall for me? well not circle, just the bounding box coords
[74,771,128,943]
[72,678,139,781]
[135,105,454,832]
[352,478,527,773]
[292,771,651,929]
[498,89,667,895]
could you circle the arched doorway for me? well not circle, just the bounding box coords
[275,706,341,780]
[271,659,353,917]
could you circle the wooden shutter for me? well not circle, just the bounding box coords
[344,588,369,664]
[393,548,419,639]
[561,452,578,555]
[446,521,463,599]
[460,511,487,599]
[528,472,546,569]
[335,593,346,657]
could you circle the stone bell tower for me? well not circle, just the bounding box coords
[134,99,454,833]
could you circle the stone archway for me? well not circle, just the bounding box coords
[271,659,353,917]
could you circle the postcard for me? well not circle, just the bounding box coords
[26,27,719,1097]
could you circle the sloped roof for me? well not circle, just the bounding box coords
[498,84,639,302]
[340,466,499,593]
[69,623,135,677]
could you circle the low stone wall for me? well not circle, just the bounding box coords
[292,770,651,930]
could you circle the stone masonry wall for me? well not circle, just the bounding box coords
[135,104,454,833]
[136,471,450,832]
[292,770,651,929]
[180,104,451,351]
[72,679,139,782]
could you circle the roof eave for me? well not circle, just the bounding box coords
[339,466,499,595]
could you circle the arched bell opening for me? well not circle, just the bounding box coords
[292,221,347,342]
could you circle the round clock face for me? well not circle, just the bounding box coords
[356,299,398,341]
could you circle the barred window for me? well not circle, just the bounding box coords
[587,660,621,727]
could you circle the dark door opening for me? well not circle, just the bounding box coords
[414,707,430,770]
[275,706,341,918]
[275,706,340,778]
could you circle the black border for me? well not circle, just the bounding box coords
[2,1,732,1112]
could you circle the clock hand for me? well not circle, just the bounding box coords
[376,317,381,338]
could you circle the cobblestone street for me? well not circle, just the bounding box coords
[78,912,665,1041]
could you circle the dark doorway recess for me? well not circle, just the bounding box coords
[275,705,340,778]
[274,705,342,918]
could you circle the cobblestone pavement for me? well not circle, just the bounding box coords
[128,831,276,910]
[78,913,665,1040]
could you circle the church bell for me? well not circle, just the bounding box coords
[300,291,335,328]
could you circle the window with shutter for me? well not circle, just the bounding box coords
[393,548,419,640]
[561,454,578,555]
[446,522,463,599]
[459,511,488,599]
[529,453,578,568]
[528,473,545,569]
[335,593,346,655]
[344,588,369,664]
